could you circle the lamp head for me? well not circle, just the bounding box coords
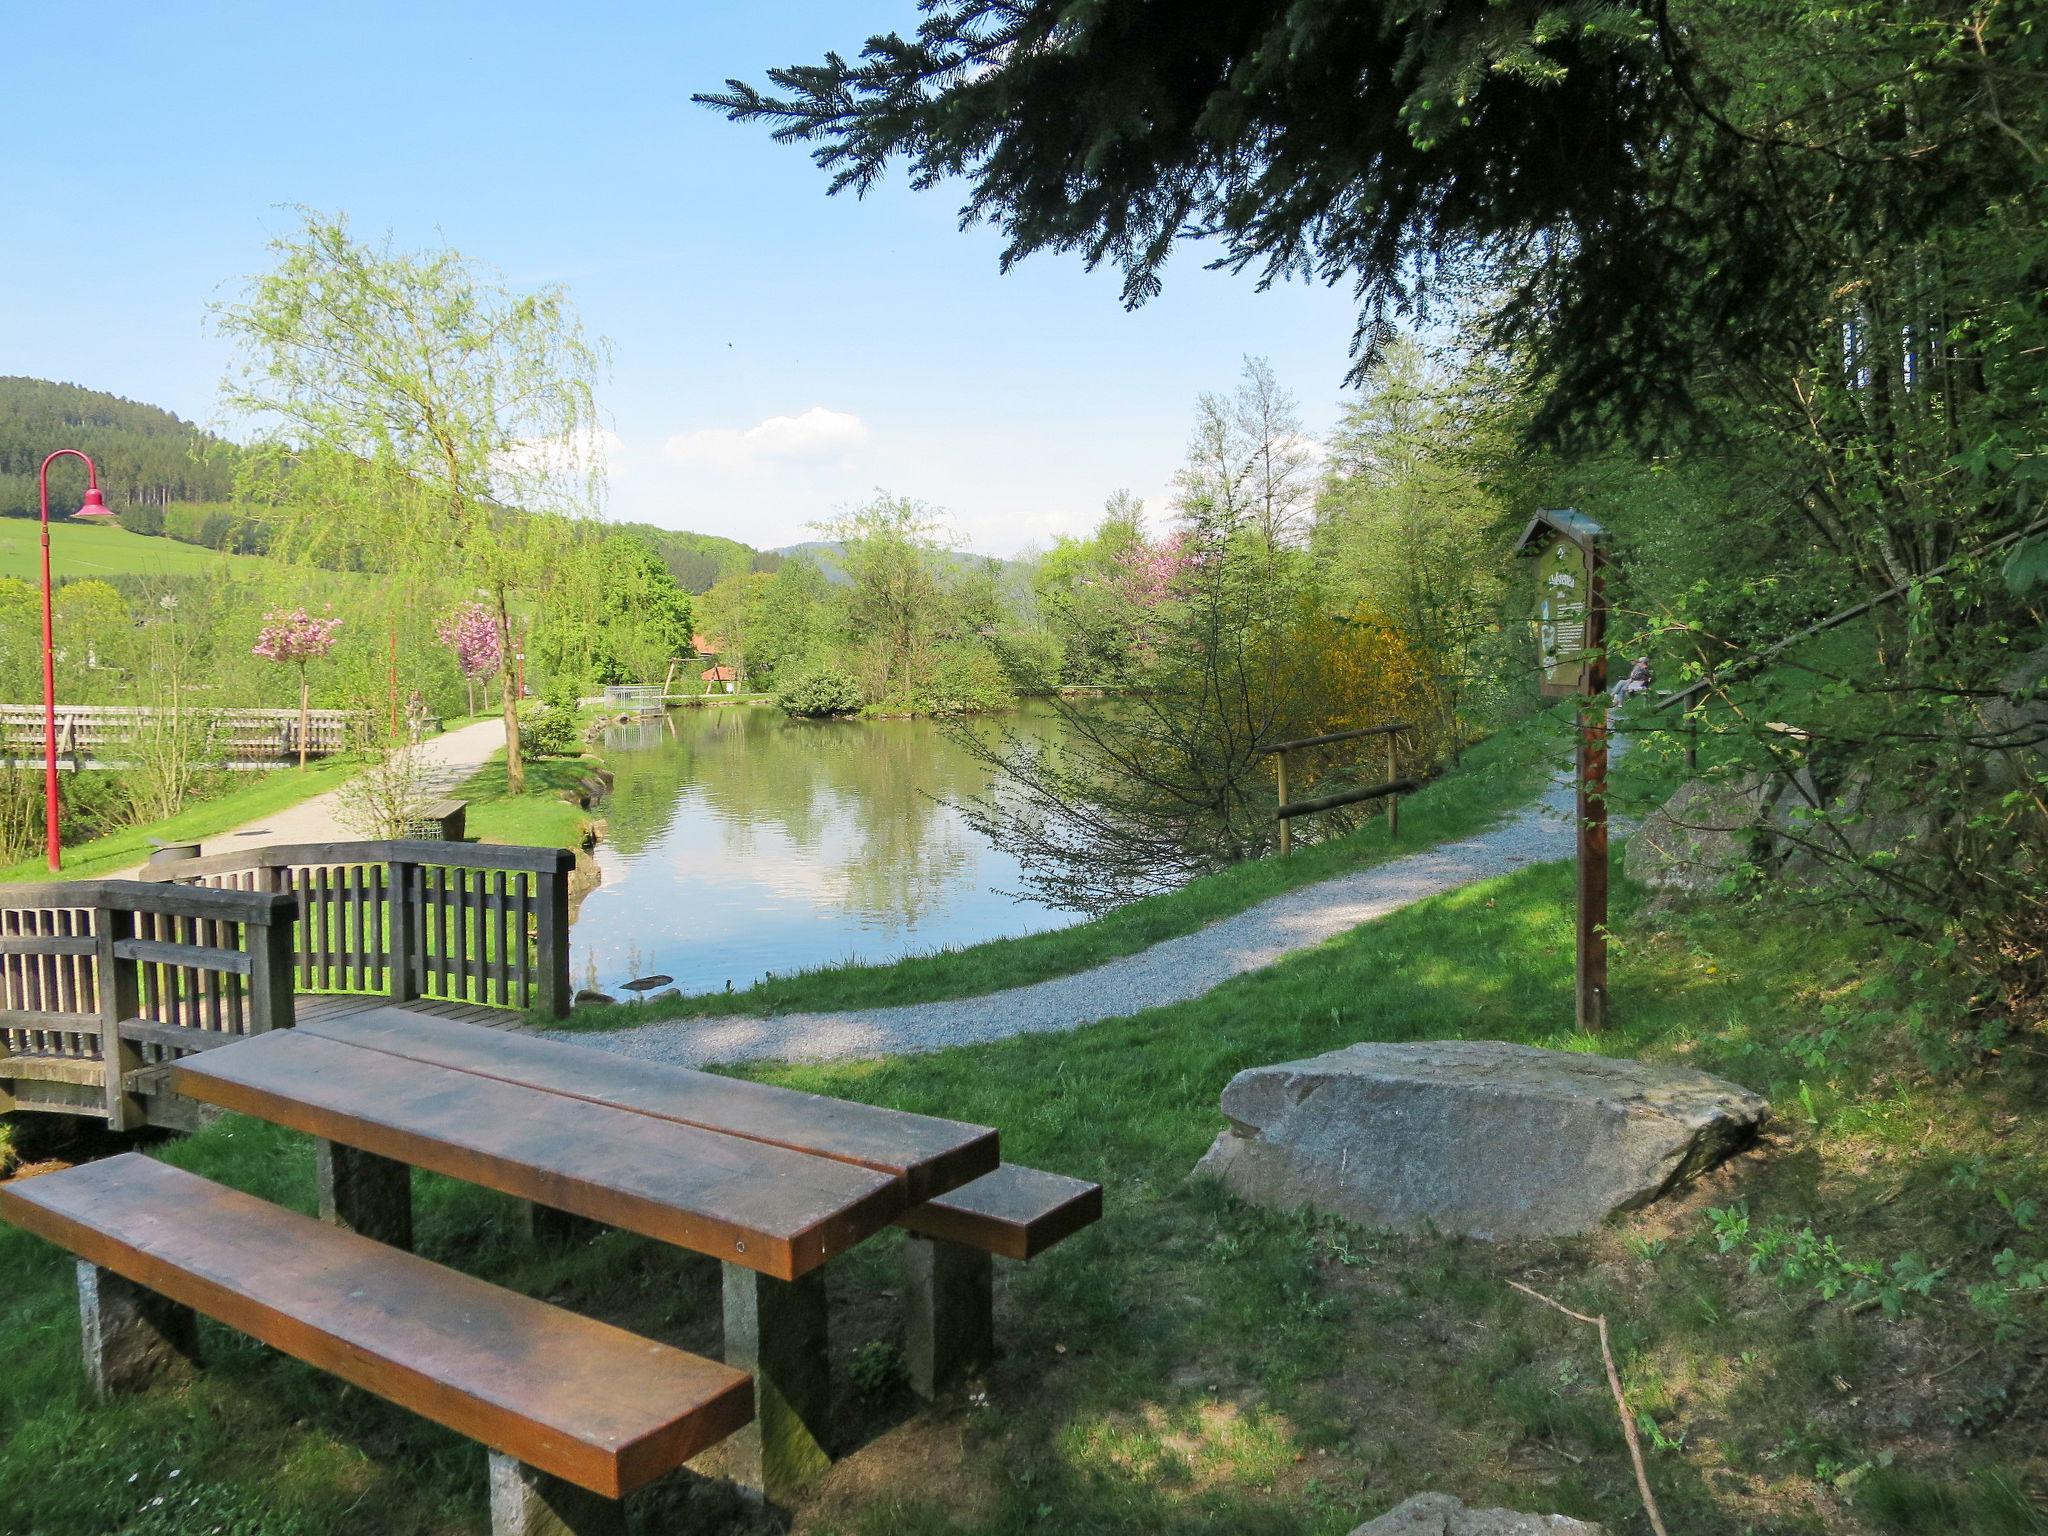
[70,487,116,523]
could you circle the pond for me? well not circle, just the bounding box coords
[568,705,1074,999]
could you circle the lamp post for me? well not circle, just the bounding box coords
[37,450,119,871]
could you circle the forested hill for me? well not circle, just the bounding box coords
[0,378,773,590]
[0,377,236,518]
[608,521,781,592]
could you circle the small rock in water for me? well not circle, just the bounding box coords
[620,974,674,992]
[1350,1494,1605,1534]
[573,989,616,1007]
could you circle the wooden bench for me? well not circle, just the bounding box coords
[400,797,467,841]
[0,1155,753,1536]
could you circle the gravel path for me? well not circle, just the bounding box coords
[551,764,1585,1070]
[107,717,507,877]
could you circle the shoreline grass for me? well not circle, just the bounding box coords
[558,704,1581,1029]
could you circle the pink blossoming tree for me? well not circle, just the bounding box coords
[253,608,343,767]
[435,602,502,718]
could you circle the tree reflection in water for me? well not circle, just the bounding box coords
[570,706,1071,996]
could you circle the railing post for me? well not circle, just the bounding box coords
[1274,750,1292,857]
[96,900,142,1131]
[246,897,298,1036]
[534,861,571,1018]
[387,859,419,1003]
[1386,730,1400,839]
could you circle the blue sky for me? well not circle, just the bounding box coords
[4,1,1369,556]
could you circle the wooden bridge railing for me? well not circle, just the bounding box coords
[135,840,574,1020]
[1260,721,1418,856]
[0,880,299,1129]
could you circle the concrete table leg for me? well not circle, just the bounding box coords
[903,1233,994,1400]
[487,1453,627,1536]
[315,1139,414,1252]
[77,1261,200,1397]
[721,1262,831,1504]
[521,1202,606,1248]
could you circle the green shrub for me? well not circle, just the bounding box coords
[775,669,864,718]
[917,646,1014,715]
[521,681,584,757]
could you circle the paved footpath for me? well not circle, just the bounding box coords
[111,717,507,876]
[554,765,1587,1070]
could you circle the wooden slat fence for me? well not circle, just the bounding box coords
[0,880,298,1127]
[137,841,573,1020]
[0,704,363,762]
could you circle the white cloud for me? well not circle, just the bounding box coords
[662,406,870,474]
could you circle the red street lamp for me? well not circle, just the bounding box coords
[37,450,119,871]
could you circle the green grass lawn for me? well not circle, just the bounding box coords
[0,518,270,584]
[3,849,2040,1534]
[559,705,1577,1030]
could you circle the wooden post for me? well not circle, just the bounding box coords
[1576,546,1610,1034]
[1274,750,1292,857]
[1685,714,1700,774]
[387,859,419,1003]
[245,898,298,1036]
[95,902,142,1131]
[1385,730,1400,838]
[534,863,571,1018]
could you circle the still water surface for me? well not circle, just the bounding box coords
[569,706,1073,998]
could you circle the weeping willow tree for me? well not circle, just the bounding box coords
[215,209,608,793]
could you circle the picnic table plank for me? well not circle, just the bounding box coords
[171,1031,902,1279]
[898,1164,1105,1261]
[294,1006,999,1201]
[0,1154,754,1498]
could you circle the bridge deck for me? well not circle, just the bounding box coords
[294,993,523,1033]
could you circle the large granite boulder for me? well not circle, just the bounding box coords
[1197,1040,1767,1240]
[1351,1494,1605,1535]
[1621,774,1772,896]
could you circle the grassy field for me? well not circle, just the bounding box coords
[559,704,1577,1029]
[0,758,362,883]
[3,845,2042,1533]
[0,518,269,584]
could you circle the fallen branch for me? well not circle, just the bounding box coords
[1507,1279,1672,1536]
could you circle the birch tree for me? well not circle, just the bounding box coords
[216,209,608,793]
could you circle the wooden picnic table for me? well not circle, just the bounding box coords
[167,1007,1099,1504]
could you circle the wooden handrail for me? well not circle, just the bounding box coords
[132,839,574,882]
[132,839,574,1019]
[0,880,299,926]
[1275,778,1420,820]
[1265,721,1415,853]
[1260,721,1412,755]
[0,878,302,1130]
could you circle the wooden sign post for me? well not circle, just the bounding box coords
[1516,510,1610,1033]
